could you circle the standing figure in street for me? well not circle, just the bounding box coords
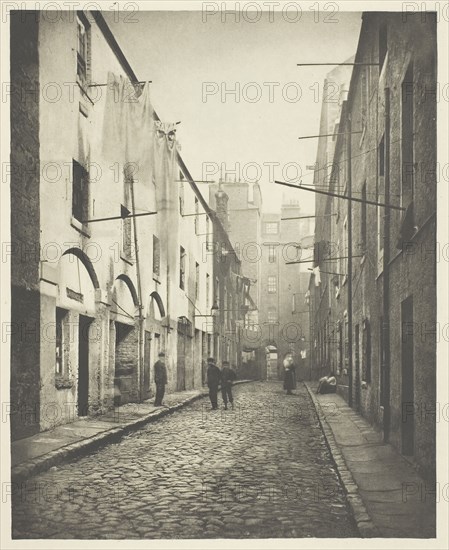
[206,357,221,410]
[153,352,167,407]
[221,360,236,410]
[283,352,297,395]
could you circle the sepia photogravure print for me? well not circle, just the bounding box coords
[1,1,448,547]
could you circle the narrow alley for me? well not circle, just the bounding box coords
[12,383,357,539]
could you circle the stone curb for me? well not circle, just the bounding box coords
[304,382,380,539]
[11,380,253,484]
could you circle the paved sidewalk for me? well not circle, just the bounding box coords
[305,383,436,538]
[11,382,250,483]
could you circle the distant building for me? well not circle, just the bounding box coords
[259,201,313,381]
[209,179,262,378]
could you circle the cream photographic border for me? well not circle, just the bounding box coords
[1,1,448,549]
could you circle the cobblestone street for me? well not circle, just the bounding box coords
[12,382,358,539]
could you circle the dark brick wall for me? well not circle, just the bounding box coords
[114,323,139,405]
[10,287,41,439]
[10,12,41,440]
[311,13,436,479]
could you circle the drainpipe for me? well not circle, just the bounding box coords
[309,287,313,381]
[383,87,391,442]
[347,114,353,408]
[130,178,144,402]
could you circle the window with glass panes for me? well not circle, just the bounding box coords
[265,222,279,234]
[180,247,186,289]
[72,159,88,223]
[55,308,68,375]
[267,276,277,293]
[76,13,90,88]
[267,307,277,324]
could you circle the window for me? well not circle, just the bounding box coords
[76,13,90,88]
[207,334,211,357]
[195,262,200,301]
[379,22,387,73]
[56,308,68,375]
[265,222,278,234]
[72,159,89,223]
[206,273,210,309]
[215,277,219,306]
[268,246,276,263]
[267,276,277,293]
[267,307,277,324]
[194,197,199,235]
[179,247,186,290]
[401,63,414,209]
[329,162,340,188]
[361,182,367,252]
[153,235,160,277]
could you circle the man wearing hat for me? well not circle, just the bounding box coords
[153,352,167,407]
[206,357,221,410]
[221,361,236,410]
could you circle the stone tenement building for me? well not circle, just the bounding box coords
[307,60,354,381]
[209,182,312,381]
[10,10,243,441]
[259,202,313,381]
[309,12,437,480]
[208,179,264,379]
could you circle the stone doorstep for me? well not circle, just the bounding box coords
[10,380,252,484]
[304,383,375,539]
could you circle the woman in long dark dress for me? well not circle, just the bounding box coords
[283,352,297,395]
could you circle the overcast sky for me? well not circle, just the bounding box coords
[104,9,361,214]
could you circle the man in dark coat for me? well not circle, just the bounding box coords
[283,352,297,395]
[221,361,236,410]
[153,352,167,406]
[206,357,221,410]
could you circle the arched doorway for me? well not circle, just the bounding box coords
[111,275,139,405]
[142,292,166,400]
[58,250,97,418]
[177,316,193,391]
[265,343,278,381]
